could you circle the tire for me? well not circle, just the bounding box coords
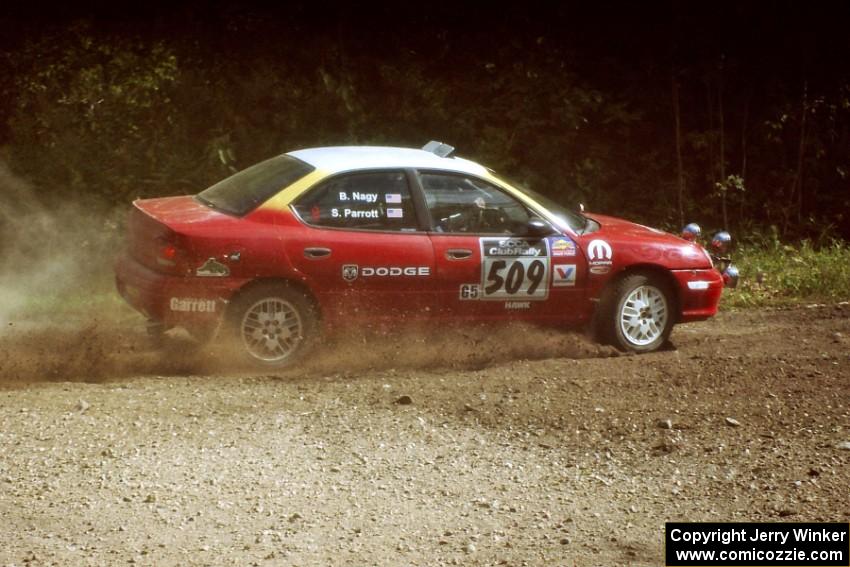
[228,284,317,366]
[596,273,674,353]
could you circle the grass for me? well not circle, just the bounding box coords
[723,239,850,308]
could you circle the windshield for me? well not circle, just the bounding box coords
[197,154,315,216]
[490,172,589,234]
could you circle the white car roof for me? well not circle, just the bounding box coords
[288,146,489,176]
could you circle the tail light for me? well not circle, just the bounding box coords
[155,235,190,274]
[157,243,178,266]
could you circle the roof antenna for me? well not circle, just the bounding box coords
[422,140,455,158]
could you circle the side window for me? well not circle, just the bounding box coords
[419,173,533,234]
[292,171,418,231]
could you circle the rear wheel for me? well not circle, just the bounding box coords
[597,274,674,353]
[229,284,317,366]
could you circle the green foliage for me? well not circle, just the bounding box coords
[713,174,745,198]
[8,22,185,203]
[2,24,638,210]
[1,12,850,242]
[724,238,850,308]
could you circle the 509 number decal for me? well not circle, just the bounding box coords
[484,259,547,297]
[480,238,550,300]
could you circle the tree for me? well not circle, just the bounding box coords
[8,22,182,202]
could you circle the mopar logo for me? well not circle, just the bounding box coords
[588,239,612,263]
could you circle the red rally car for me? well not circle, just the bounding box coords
[115,142,737,366]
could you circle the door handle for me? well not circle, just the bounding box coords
[304,247,331,259]
[446,248,473,260]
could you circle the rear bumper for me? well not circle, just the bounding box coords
[671,268,724,322]
[115,253,237,328]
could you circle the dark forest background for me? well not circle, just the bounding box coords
[2,1,850,240]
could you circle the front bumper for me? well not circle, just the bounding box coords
[115,253,236,328]
[671,268,725,322]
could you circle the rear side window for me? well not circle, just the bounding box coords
[292,171,418,231]
[197,154,315,216]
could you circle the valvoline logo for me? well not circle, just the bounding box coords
[552,264,576,287]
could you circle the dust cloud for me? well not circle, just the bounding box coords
[0,160,133,385]
[295,323,618,378]
[0,161,614,386]
[0,319,616,387]
[0,160,120,327]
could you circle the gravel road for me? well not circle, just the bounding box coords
[1,305,848,566]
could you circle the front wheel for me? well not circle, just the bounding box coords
[597,274,674,353]
[228,284,317,366]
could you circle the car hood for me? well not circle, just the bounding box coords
[582,213,712,269]
[584,213,684,245]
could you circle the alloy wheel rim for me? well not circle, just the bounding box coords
[619,285,667,346]
[240,298,302,362]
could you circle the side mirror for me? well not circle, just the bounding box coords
[526,217,555,237]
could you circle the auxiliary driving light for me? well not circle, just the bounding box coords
[711,231,732,254]
[723,264,739,288]
[681,223,701,242]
